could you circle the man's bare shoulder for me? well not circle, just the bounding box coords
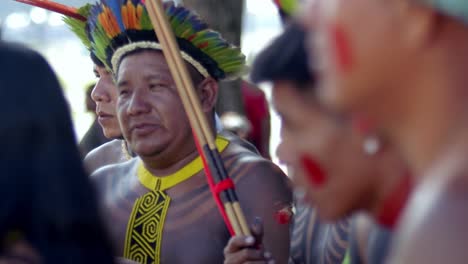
[84,139,127,173]
[389,174,468,263]
[90,157,139,189]
[224,138,292,206]
[224,138,289,185]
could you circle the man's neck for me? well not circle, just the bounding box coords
[141,143,199,177]
[390,48,468,177]
[140,122,217,177]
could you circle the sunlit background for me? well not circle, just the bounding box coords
[0,0,284,165]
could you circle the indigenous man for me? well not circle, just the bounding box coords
[63,4,231,173]
[14,1,134,172]
[259,23,350,264]
[303,0,468,263]
[60,5,135,172]
[224,21,411,264]
[87,1,292,263]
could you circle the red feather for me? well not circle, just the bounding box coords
[13,0,86,21]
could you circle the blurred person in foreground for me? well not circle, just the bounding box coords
[223,22,411,264]
[0,41,114,263]
[303,0,468,262]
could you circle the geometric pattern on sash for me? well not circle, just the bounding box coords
[124,191,171,264]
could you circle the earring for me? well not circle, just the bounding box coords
[363,135,380,155]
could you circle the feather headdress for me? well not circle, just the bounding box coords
[63,4,93,50]
[13,0,106,66]
[86,0,247,81]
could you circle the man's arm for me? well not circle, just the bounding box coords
[234,159,293,264]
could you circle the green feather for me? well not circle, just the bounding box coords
[63,4,93,49]
[140,7,153,30]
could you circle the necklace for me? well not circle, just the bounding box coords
[137,135,229,191]
[121,140,133,160]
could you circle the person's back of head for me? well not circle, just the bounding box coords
[0,42,114,263]
[251,22,313,88]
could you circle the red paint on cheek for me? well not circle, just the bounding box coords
[329,23,353,73]
[351,114,372,134]
[300,154,327,187]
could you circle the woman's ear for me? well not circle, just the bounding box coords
[197,77,219,113]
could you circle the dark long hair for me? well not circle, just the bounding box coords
[0,42,114,263]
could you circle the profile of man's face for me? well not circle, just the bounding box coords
[92,65,121,138]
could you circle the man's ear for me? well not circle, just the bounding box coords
[197,77,218,113]
[397,0,439,50]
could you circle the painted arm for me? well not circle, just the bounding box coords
[234,160,293,264]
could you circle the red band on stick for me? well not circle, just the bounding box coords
[214,179,235,195]
[192,130,235,235]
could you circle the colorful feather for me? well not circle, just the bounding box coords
[273,0,298,16]
[63,4,93,49]
[103,0,126,31]
[86,0,246,79]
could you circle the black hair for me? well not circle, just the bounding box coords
[90,52,105,68]
[0,42,114,263]
[251,23,314,89]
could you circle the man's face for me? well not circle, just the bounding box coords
[273,82,378,220]
[304,0,409,116]
[115,51,193,158]
[91,65,122,138]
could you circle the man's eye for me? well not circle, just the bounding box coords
[150,84,166,91]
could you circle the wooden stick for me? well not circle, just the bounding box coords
[145,0,250,236]
[146,0,246,235]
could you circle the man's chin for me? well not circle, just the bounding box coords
[132,143,166,158]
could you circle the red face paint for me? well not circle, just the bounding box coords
[351,114,372,134]
[329,23,353,73]
[376,174,412,229]
[300,154,327,187]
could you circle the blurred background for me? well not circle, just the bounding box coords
[0,0,284,165]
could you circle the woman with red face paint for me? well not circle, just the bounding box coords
[223,22,412,264]
[303,0,468,263]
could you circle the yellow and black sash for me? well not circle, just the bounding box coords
[124,136,229,264]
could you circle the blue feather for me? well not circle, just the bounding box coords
[188,15,207,31]
[103,0,125,31]
[88,4,104,33]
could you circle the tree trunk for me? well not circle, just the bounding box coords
[181,0,245,115]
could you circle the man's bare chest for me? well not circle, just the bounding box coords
[101,176,230,263]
